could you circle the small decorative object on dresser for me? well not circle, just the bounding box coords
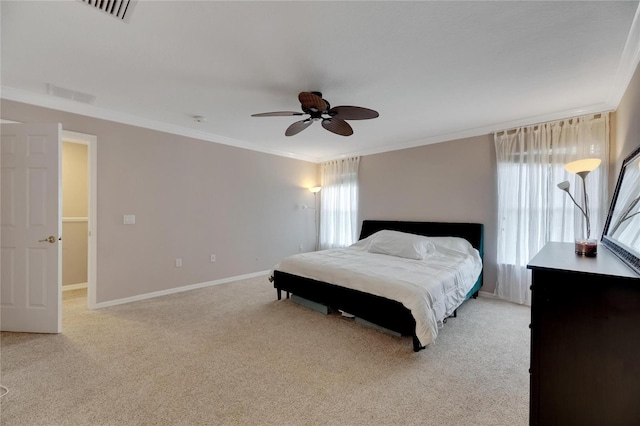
[557,157,601,256]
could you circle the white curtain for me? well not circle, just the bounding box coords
[494,114,609,305]
[319,157,360,249]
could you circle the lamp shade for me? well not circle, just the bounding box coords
[564,158,601,175]
[309,186,321,193]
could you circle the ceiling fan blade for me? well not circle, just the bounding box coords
[251,111,304,117]
[322,118,353,136]
[298,92,328,112]
[285,119,313,136]
[329,106,379,120]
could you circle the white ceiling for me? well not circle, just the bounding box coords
[2,1,640,163]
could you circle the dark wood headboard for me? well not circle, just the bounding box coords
[359,220,485,295]
[360,220,484,250]
[359,220,484,252]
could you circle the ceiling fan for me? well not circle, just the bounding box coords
[251,91,379,137]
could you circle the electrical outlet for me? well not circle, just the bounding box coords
[175,258,182,267]
[210,254,216,263]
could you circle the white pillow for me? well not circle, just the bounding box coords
[367,230,436,260]
[426,236,474,254]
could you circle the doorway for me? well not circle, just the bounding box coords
[0,122,97,332]
[61,140,89,295]
[61,130,97,310]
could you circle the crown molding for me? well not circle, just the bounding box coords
[1,84,620,165]
[317,102,615,163]
[605,2,640,109]
[0,86,319,163]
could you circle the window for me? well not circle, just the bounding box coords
[494,114,609,305]
[319,157,360,249]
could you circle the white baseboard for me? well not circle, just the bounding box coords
[478,290,532,307]
[90,274,502,309]
[93,270,270,309]
[63,282,88,291]
[478,290,499,299]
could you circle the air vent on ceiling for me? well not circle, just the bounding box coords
[47,84,97,105]
[79,0,137,23]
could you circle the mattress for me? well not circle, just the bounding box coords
[273,234,483,346]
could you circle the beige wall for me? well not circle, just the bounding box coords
[359,134,498,293]
[6,62,638,302]
[62,222,88,286]
[612,63,640,191]
[358,62,640,296]
[2,99,319,304]
[62,141,88,217]
[62,142,89,286]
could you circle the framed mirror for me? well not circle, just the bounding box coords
[601,144,640,275]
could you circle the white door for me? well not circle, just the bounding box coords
[1,123,62,333]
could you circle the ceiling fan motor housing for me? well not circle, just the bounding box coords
[252,91,378,136]
[302,92,330,116]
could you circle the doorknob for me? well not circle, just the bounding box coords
[38,236,56,244]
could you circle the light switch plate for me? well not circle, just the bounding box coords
[123,214,136,225]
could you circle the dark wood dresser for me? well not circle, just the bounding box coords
[527,242,640,426]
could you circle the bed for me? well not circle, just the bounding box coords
[271,220,484,351]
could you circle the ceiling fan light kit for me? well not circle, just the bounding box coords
[252,91,379,137]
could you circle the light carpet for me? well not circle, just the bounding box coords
[0,275,531,425]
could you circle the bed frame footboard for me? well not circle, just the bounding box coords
[274,270,421,350]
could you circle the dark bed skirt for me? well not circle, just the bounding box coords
[273,270,421,348]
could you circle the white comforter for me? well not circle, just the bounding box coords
[273,235,482,347]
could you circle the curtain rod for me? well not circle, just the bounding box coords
[494,112,607,137]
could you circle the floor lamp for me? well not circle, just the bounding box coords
[557,158,601,256]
